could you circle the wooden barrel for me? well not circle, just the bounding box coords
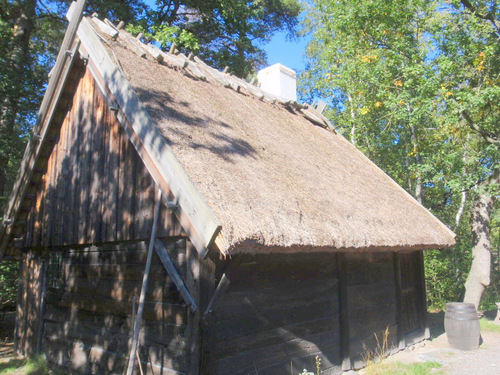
[444,302,480,350]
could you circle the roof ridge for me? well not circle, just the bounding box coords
[89,15,337,132]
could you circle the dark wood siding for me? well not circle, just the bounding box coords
[22,67,182,249]
[397,251,427,344]
[212,254,341,375]
[40,239,190,374]
[343,252,398,368]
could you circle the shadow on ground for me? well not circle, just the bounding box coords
[427,311,446,339]
[0,311,15,360]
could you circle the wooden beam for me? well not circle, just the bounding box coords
[393,252,406,350]
[154,238,197,312]
[202,273,230,319]
[418,251,430,339]
[338,253,351,371]
[126,190,162,375]
[71,14,221,258]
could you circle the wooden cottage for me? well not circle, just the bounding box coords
[0,1,456,374]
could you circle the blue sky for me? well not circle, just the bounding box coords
[263,31,310,74]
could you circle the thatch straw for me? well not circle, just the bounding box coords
[103,24,455,254]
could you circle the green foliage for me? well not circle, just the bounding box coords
[302,0,499,310]
[134,0,302,77]
[126,23,200,52]
[0,260,18,309]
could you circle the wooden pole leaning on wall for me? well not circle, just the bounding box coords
[126,189,162,375]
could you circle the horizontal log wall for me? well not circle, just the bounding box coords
[40,239,190,374]
[22,67,182,249]
[212,254,341,375]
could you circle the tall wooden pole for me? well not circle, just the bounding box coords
[126,189,162,375]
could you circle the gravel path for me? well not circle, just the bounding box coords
[385,330,500,375]
[379,311,500,375]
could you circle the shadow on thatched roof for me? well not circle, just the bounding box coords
[92,17,455,255]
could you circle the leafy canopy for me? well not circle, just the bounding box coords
[302,0,499,309]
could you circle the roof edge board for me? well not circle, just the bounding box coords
[0,0,87,261]
[70,11,221,256]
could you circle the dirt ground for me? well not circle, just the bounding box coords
[0,311,15,360]
[1,311,500,374]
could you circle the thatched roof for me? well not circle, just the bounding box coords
[92,19,455,255]
[0,12,455,258]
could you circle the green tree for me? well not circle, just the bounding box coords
[128,0,302,78]
[302,0,499,310]
[0,0,301,214]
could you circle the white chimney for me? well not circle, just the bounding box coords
[257,63,297,102]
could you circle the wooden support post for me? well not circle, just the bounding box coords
[338,253,351,371]
[125,189,162,375]
[35,255,48,355]
[418,251,430,339]
[393,252,406,350]
[154,238,198,312]
[13,254,25,354]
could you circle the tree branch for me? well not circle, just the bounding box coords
[460,0,500,38]
[460,109,500,144]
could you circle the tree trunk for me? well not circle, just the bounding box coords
[463,169,499,310]
[346,93,356,146]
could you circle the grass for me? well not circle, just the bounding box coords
[364,361,443,375]
[0,356,62,375]
[479,318,500,334]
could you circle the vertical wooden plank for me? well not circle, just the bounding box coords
[198,252,216,374]
[104,113,120,242]
[417,251,430,339]
[54,106,70,246]
[118,134,136,241]
[186,241,200,375]
[133,153,154,239]
[35,255,48,354]
[338,252,351,371]
[72,70,84,244]
[13,254,25,354]
[63,82,79,245]
[78,71,93,243]
[88,81,105,243]
[99,93,112,241]
[40,147,56,247]
[393,252,405,350]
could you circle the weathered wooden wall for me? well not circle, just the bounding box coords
[208,251,427,374]
[211,254,341,375]
[22,67,182,249]
[343,252,398,368]
[15,250,45,357]
[37,239,190,374]
[397,251,427,345]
